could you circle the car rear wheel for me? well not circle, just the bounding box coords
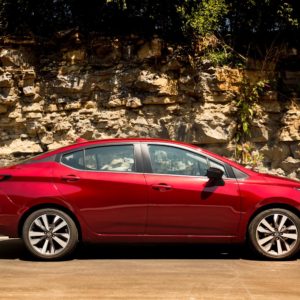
[22,208,78,260]
[249,208,300,260]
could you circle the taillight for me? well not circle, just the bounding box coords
[0,175,11,182]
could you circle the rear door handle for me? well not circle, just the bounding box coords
[61,175,80,182]
[152,183,173,192]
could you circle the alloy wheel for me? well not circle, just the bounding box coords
[23,208,78,260]
[256,213,298,257]
[28,213,71,256]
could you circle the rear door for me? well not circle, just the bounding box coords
[53,143,148,234]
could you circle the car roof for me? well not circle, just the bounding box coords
[42,138,201,156]
[27,137,253,174]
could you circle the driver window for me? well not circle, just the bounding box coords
[148,145,209,176]
[85,145,135,172]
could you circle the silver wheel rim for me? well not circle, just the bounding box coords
[256,213,298,256]
[28,213,70,256]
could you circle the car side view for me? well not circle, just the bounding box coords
[0,138,300,260]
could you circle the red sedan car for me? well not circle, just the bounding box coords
[0,138,300,260]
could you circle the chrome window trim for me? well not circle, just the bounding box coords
[140,171,238,181]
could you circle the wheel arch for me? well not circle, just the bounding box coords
[247,202,300,233]
[18,203,82,241]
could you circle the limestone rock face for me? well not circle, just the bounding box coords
[136,71,178,96]
[291,142,300,159]
[0,139,43,155]
[260,144,290,169]
[280,157,300,173]
[0,36,298,179]
[137,38,162,60]
[279,100,300,141]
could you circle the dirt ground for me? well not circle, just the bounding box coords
[0,239,300,299]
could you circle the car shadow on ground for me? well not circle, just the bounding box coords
[1,238,299,261]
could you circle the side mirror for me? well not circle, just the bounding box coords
[206,167,224,181]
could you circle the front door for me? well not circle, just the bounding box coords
[144,144,241,237]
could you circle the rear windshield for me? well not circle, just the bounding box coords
[16,151,56,165]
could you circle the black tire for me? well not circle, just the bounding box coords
[22,208,78,260]
[248,208,300,260]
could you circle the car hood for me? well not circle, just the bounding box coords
[259,173,300,187]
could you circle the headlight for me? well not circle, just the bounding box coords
[296,188,300,191]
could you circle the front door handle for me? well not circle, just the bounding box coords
[61,175,80,182]
[152,183,173,192]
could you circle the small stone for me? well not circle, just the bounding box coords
[63,49,86,63]
[50,94,58,101]
[26,112,42,119]
[126,97,142,108]
[85,101,97,109]
[23,86,36,96]
[137,38,162,60]
[54,121,72,132]
[136,70,178,96]
[17,120,26,126]
[23,69,36,80]
[143,96,177,105]
[41,133,54,145]
[0,49,22,67]
[291,142,300,159]
[250,125,269,142]
[166,105,180,113]
[45,104,58,112]
[0,73,13,88]
[8,109,22,119]
[192,123,229,144]
[57,98,67,104]
[280,157,300,173]
[0,104,7,113]
[274,168,286,176]
[64,102,81,110]
[279,117,300,141]
[107,98,126,108]
[261,144,290,169]
[22,102,43,112]
[205,92,233,103]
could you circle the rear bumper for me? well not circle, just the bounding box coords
[0,190,20,237]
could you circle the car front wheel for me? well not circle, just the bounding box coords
[249,208,300,260]
[22,208,78,260]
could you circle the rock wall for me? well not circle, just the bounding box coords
[0,35,299,179]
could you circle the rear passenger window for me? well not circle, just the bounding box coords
[60,145,135,172]
[61,150,85,169]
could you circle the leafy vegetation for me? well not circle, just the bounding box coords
[176,0,228,36]
[235,78,268,142]
[235,142,264,169]
[0,0,299,48]
[233,78,269,167]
